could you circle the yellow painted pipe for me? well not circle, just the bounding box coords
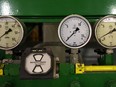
[75,63,116,74]
[0,69,3,75]
[85,66,116,71]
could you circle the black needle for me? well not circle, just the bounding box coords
[66,27,80,41]
[0,28,12,38]
[99,28,116,39]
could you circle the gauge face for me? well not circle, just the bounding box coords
[95,15,116,49]
[58,14,92,49]
[0,16,24,50]
[25,53,51,74]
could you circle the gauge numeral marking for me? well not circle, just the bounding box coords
[81,37,83,40]
[12,38,16,40]
[5,36,9,39]
[12,38,17,43]
[102,37,105,41]
[0,25,2,28]
[109,35,113,38]
[12,22,16,27]
[81,34,86,38]
[73,24,76,29]
[12,43,15,46]
[14,31,20,34]
[79,42,83,45]
[17,24,20,27]
[109,25,113,29]
[12,25,15,28]
[73,42,77,46]
[78,22,82,26]
[99,37,105,42]
[81,34,86,40]
[5,26,8,29]
[6,43,8,47]
[5,21,8,25]
[110,42,112,46]
[65,24,68,28]
[101,24,104,28]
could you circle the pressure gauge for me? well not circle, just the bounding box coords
[0,16,24,50]
[95,15,116,49]
[58,14,92,49]
[20,48,59,79]
[25,53,51,74]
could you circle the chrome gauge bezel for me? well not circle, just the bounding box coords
[58,14,92,49]
[95,15,116,49]
[0,16,24,50]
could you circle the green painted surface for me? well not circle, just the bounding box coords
[98,54,114,65]
[1,63,116,87]
[1,71,116,87]
[104,54,114,65]
[0,0,115,87]
[0,0,116,16]
[0,0,116,22]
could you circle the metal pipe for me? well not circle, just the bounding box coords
[85,66,116,71]
[75,63,116,74]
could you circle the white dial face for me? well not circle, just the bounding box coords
[58,15,92,49]
[0,16,24,50]
[25,53,51,74]
[95,15,116,48]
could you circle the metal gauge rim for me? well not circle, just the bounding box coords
[0,16,24,50]
[58,14,92,49]
[95,15,116,49]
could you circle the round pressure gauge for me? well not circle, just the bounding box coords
[0,16,24,50]
[58,14,92,49]
[95,15,116,49]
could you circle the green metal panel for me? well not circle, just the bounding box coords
[98,54,114,65]
[1,63,116,87]
[0,0,116,87]
[1,0,115,22]
[0,0,116,16]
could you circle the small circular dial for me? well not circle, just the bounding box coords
[58,14,92,49]
[0,16,24,50]
[95,15,116,49]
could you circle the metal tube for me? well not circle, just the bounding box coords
[85,66,116,71]
[75,63,116,74]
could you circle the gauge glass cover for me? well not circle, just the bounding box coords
[95,15,116,48]
[58,14,92,49]
[0,16,24,50]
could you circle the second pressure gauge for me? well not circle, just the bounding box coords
[58,14,92,49]
[0,16,24,50]
[95,15,116,49]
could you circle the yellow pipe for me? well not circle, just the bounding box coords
[0,69,3,75]
[0,64,4,75]
[85,66,116,71]
[75,63,116,74]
